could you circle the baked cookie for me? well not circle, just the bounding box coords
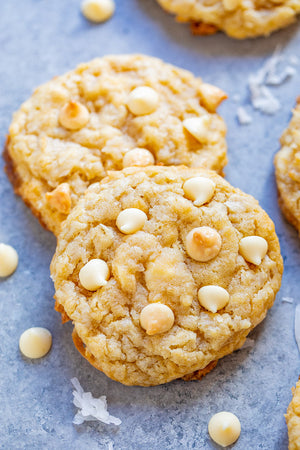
[156,0,300,39]
[51,165,283,386]
[4,54,227,236]
[274,99,300,232]
[285,377,300,450]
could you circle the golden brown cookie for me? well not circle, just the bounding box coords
[4,54,227,235]
[51,165,283,386]
[275,99,300,232]
[156,0,300,39]
[285,377,300,450]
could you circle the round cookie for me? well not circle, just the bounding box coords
[275,99,300,232]
[51,165,283,386]
[156,0,300,39]
[4,54,227,236]
[285,377,300,450]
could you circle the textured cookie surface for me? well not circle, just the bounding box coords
[4,54,227,235]
[156,0,300,39]
[275,99,300,232]
[51,166,283,386]
[286,378,300,450]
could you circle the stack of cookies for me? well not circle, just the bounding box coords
[4,54,283,386]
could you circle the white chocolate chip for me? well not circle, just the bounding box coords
[198,286,229,313]
[239,236,268,265]
[79,259,110,291]
[183,115,211,143]
[45,183,71,214]
[223,0,239,11]
[81,0,115,22]
[208,411,241,447]
[183,177,216,206]
[127,87,159,116]
[140,303,174,335]
[116,208,147,234]
[0,243,18,277]
[123,148,155,168]
[59,101,89,130]
[186,227,222,262]
[198,83,228,111]
[19,327,52,359]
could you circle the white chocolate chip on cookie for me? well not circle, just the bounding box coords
[0,243,18,277]
[186,226,222,262]
[19,327,52,359]
[198,285,229,313]
[198,83,228,112]
[239,236,268,265]
[45,183,71,214]
[183,177,216,206]
[183,115,211,143]
[59,101,89,130]
[127,87,159,116]
[208,411,241,447]
[223,0,239,11]
[79,259,110,291]
[116,208,147,234]
[140,303,174,335]
[81,0,115,22]
[123,148,155,168]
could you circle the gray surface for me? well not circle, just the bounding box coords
[0,0,299,448]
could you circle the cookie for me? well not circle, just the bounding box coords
[4,54,227,236]
[285,377,300,450]
[156,0,300,39]
[274,99,300,232]
[51,165,283,386]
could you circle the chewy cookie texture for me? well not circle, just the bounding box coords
[51,166,283,386]
[156,0,300,39]
[275,99,300,234]
[286,378,300,450]
[4,54,227,235]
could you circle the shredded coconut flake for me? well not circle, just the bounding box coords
[295,305,300,354]
[247,46,296,116]
[282,296,294,304]
[71,378,121,426]
[108,441,114,450]
[237,107,252,125]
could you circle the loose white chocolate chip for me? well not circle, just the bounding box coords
[183,115,211,143]
[116,208,147,234]
[19,327,52,359]
[198,83,228,111]
[59,101,89,130]
[127,87,159,116]
[140,303,174,335]
[239,236,268,265]
[81,0,115,22]
[198,286,229,313]
[123,148,155,168]
[45,183,71,214]
[208,412,241,447]
[79,259,110,291]
[186,227,222,262]
[183,177,216,206]
[0,243,18,277]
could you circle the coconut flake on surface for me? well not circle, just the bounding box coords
[247,46,296,116]
[295,305,300,353]
[107,441,114,450]
[71,377,121,426]
[237,106,252,125]
[282,296,294,304]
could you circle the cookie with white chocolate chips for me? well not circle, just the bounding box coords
[275,99,300,234]
[51,166,283,386]
[286,377,300,450]
[156,0,300,39]
[4,54,227,236]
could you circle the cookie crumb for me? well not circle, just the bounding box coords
[71,377,121,426]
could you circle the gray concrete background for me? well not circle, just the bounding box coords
[0,0,299,448]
